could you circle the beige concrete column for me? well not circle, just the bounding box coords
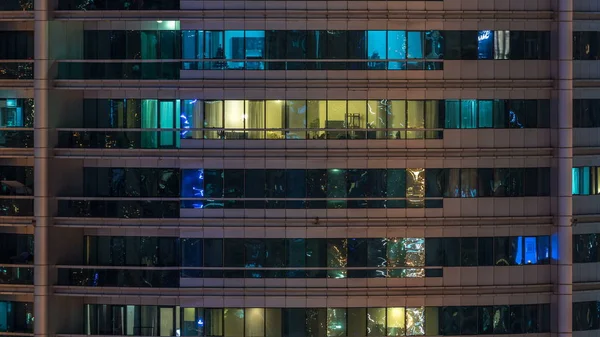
[557,0,573,336]
[33,1,51,337]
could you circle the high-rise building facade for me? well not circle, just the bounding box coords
[0,0,593,336]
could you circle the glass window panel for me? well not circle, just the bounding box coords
[347,31,367,67]
[347,100,367,139]
[477,238,495,266]
[444,238,460,267]
[287,238,306,277]
[205,31,225,69]
[460,237,477,266]
[326,31,347,59]
[406,307,425,336]
[245,31,265,70]
[387,169,406,198]
[245,100,265,139]
[204,101,223,139]
[367,308,386,336]
[245,239,265,278]
[494,237,510,266]
[406,101,424,139]
[406,168,425,207]
[205,309,223,336]
[444,31,462,60]
[461,100,478,128]
[245,170,265,199]
[407,32,424,59]
[223,100,245,138]
[348,308,367,337]
[444,169,460,198]
[388,31,407,69]
[265,309,282,337]
[223,169,243,198]
[367,238,388,277]
[286,31,307,70]
[286,170,306,199]
[347,238,367,277]
[327,308,346,336]
[306,169,327,205]
[245,308,265,337]
[224,309,244,337]
[425,169,444,198]
[367,30,387,70]
[478,30,494,59]
[140,306,157,336]
[327,239,347,278]
[478,100,493,127]
[424,307,439,336]
[444,100,460,128]
[284,309,305,337]
[265,100,285,139]
[326,100,347,139]
[460,168,478,197]
[159,307,174,336]
[460,307,477,335]
[306,308,327,337]
[494,30,510,59]
[367,100,388,139]
[286,100,307,139]
[306,239,326,278]
[461,31,478,59]
[425,238,444,266]
[440,307,460,335]
[307,100,326,139]
[389,100,406,139]
[265,239,286,277]
[493,306,509,334]
[306,31,327,62]
[181,308,197,336]
[478,306,493,334]
[327,169,346,209]
[224,31,244,69]
[387,307,405,336]
[510,305,524,334]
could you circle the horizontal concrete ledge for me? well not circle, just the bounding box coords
[0,11,33,21]
[574,282,600,292]
[53,147,554,159]
[51,9,555,21]
[53,215,553,228]
[53,283,553,298]
[54,79,555,90]
[0,284,34,296]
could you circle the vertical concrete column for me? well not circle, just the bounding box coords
[557,0,573,336]
[34,1,51,337]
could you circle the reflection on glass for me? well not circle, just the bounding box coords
[406,168,425,207]
[327,239,347,278]
[406,307,425,336]
[327,308,346,336]
[367,308,386,336]
[245,308,265,337]
[387,307,406,336]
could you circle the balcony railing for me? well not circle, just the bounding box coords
[0,128,33,148]
[55,59,444,80]
[0,265,33,285]
[57,199,180,218]
[57,267,179,288]
[0,197,33,216]
[56,266,443,287]
[0,61,33,80]
[56,128,444,149]
[56,0,178,10]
